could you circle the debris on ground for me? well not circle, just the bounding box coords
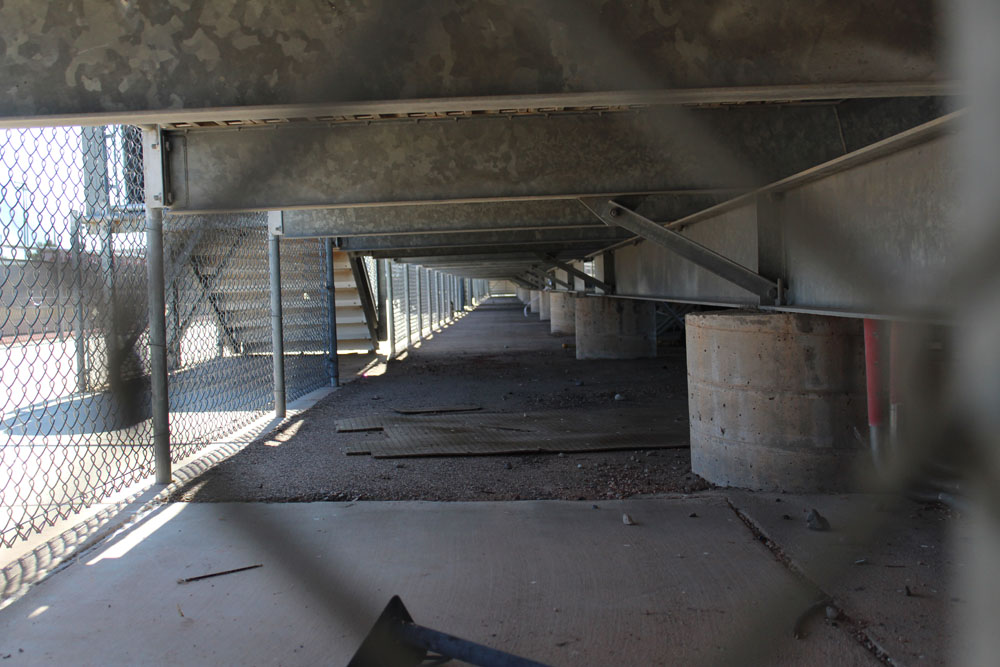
[177,563,263,584]
[806,509,831,531]
[392,404,482,415]
[622,513,636,525]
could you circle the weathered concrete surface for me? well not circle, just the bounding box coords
[0,0,941,119]
[538,290,551,321]
[575,296,655,360]
[687,311,869,492]
[549,291,576,334]
[727,491,958,666]
[0,498,877,666]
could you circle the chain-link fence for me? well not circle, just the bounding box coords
[0,126,338,548]
[386,261,487,357]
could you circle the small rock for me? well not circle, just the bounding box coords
[825,606,840,620]
[395,463,406,469]
[806,509,831,531]
[689,512,699,518]
[574,381,584,387]
[782,514,792,520]
[557,453,565,458]
[577,463,583,469]
[614,393,625,401]
[622,513,636,526]
[592,504,599,510]
[503,462,512,470]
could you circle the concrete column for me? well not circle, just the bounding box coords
[686,311,868,492]
[529,290,540,314]
[574,296,655,360]
[538,291,551,321]
[516,287,527,303]
[549,291,576,335]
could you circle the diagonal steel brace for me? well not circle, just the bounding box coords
[579,197,781,303]
[537,253,614,293]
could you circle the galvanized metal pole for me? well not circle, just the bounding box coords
[415,266,423,340]
[324,238,340,387]
[71,216,87,393]
[269,231,286,418]
[145,206,171,485]
[403,264,412,348]
[384,259,396,358]
[433,271,440,328]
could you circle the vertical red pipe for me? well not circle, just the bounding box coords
[863,319,883,427]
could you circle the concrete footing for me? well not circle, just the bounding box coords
[538,291,550,321]
[574,296,655,360]
[549,292,576,334]
[686,311,869,492]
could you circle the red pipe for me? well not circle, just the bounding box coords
[863,319,883,427]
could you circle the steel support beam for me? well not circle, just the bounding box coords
[581,197,781,303]
[539,254,615,293]
[336,227,631,252]
[161,106,852,212]
[349,255,380,349]
[0,0,945,124]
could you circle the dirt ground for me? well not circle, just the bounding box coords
[171,299,711,503]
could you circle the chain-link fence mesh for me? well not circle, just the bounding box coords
[1,125,152,546]
[0,127,341,548]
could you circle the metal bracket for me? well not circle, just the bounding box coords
[537,253,615,294]
[579,197,782,304]
[266,210,284,237]
[141,127,170,208]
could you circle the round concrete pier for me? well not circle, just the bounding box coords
[529,290,540,314]
[574,296,656,360]
[539,291,551,321]
[686,311,869,492]
[550,292,576,334]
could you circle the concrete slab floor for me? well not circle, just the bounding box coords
[0,498,879,666]
[727,491,959,665]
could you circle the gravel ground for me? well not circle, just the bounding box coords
[171,299,711,502]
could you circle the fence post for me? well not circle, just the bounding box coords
[415,266,423,340]
[384,259,396,358]
[404,265,412,348]
[145,206,171,484]
[268,213,286,418]
[71,216,88,393]
[324,238,340,387]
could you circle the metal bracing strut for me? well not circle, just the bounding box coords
[579,197,782,304]
[537,254,614,293]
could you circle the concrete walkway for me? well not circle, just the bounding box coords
[0,498,876,666]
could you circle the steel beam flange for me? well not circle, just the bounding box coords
[579,197,782,303]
